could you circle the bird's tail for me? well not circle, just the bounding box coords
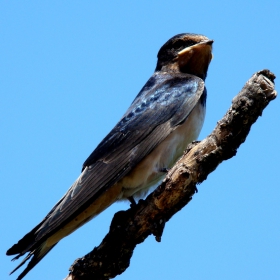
[9,242,56,280]
[6,223,56,280]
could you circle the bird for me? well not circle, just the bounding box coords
[7,33,213,279]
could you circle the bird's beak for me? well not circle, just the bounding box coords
[178,40,214,58]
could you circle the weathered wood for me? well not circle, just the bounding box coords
[65,70,276,280]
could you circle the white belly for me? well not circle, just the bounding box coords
[118,101,206,199]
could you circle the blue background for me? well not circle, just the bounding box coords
[1,1,279,279]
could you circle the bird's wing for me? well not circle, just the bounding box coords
[9,72,205,251]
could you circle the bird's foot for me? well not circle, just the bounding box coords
[159,167,170,173]
[128,196,137,207]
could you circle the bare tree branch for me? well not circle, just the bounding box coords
[65,70,277,280]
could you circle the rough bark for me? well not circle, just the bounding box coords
[65,70,277,280]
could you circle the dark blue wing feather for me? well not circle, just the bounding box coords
[83,72,204,166]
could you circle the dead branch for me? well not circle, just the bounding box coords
[65,70,277,280]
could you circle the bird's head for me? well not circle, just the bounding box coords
[155,33,213,80]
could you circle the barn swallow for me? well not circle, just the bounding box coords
[7,33,213,279]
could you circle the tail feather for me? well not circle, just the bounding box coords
[7,223,44,257]
[7,197,66,278]
[9,243,57,280]
[7,222,58,280]
[10,251,33,275]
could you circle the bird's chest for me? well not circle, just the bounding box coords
[119,101,206,199]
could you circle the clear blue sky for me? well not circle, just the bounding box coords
[1,1,279,280]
